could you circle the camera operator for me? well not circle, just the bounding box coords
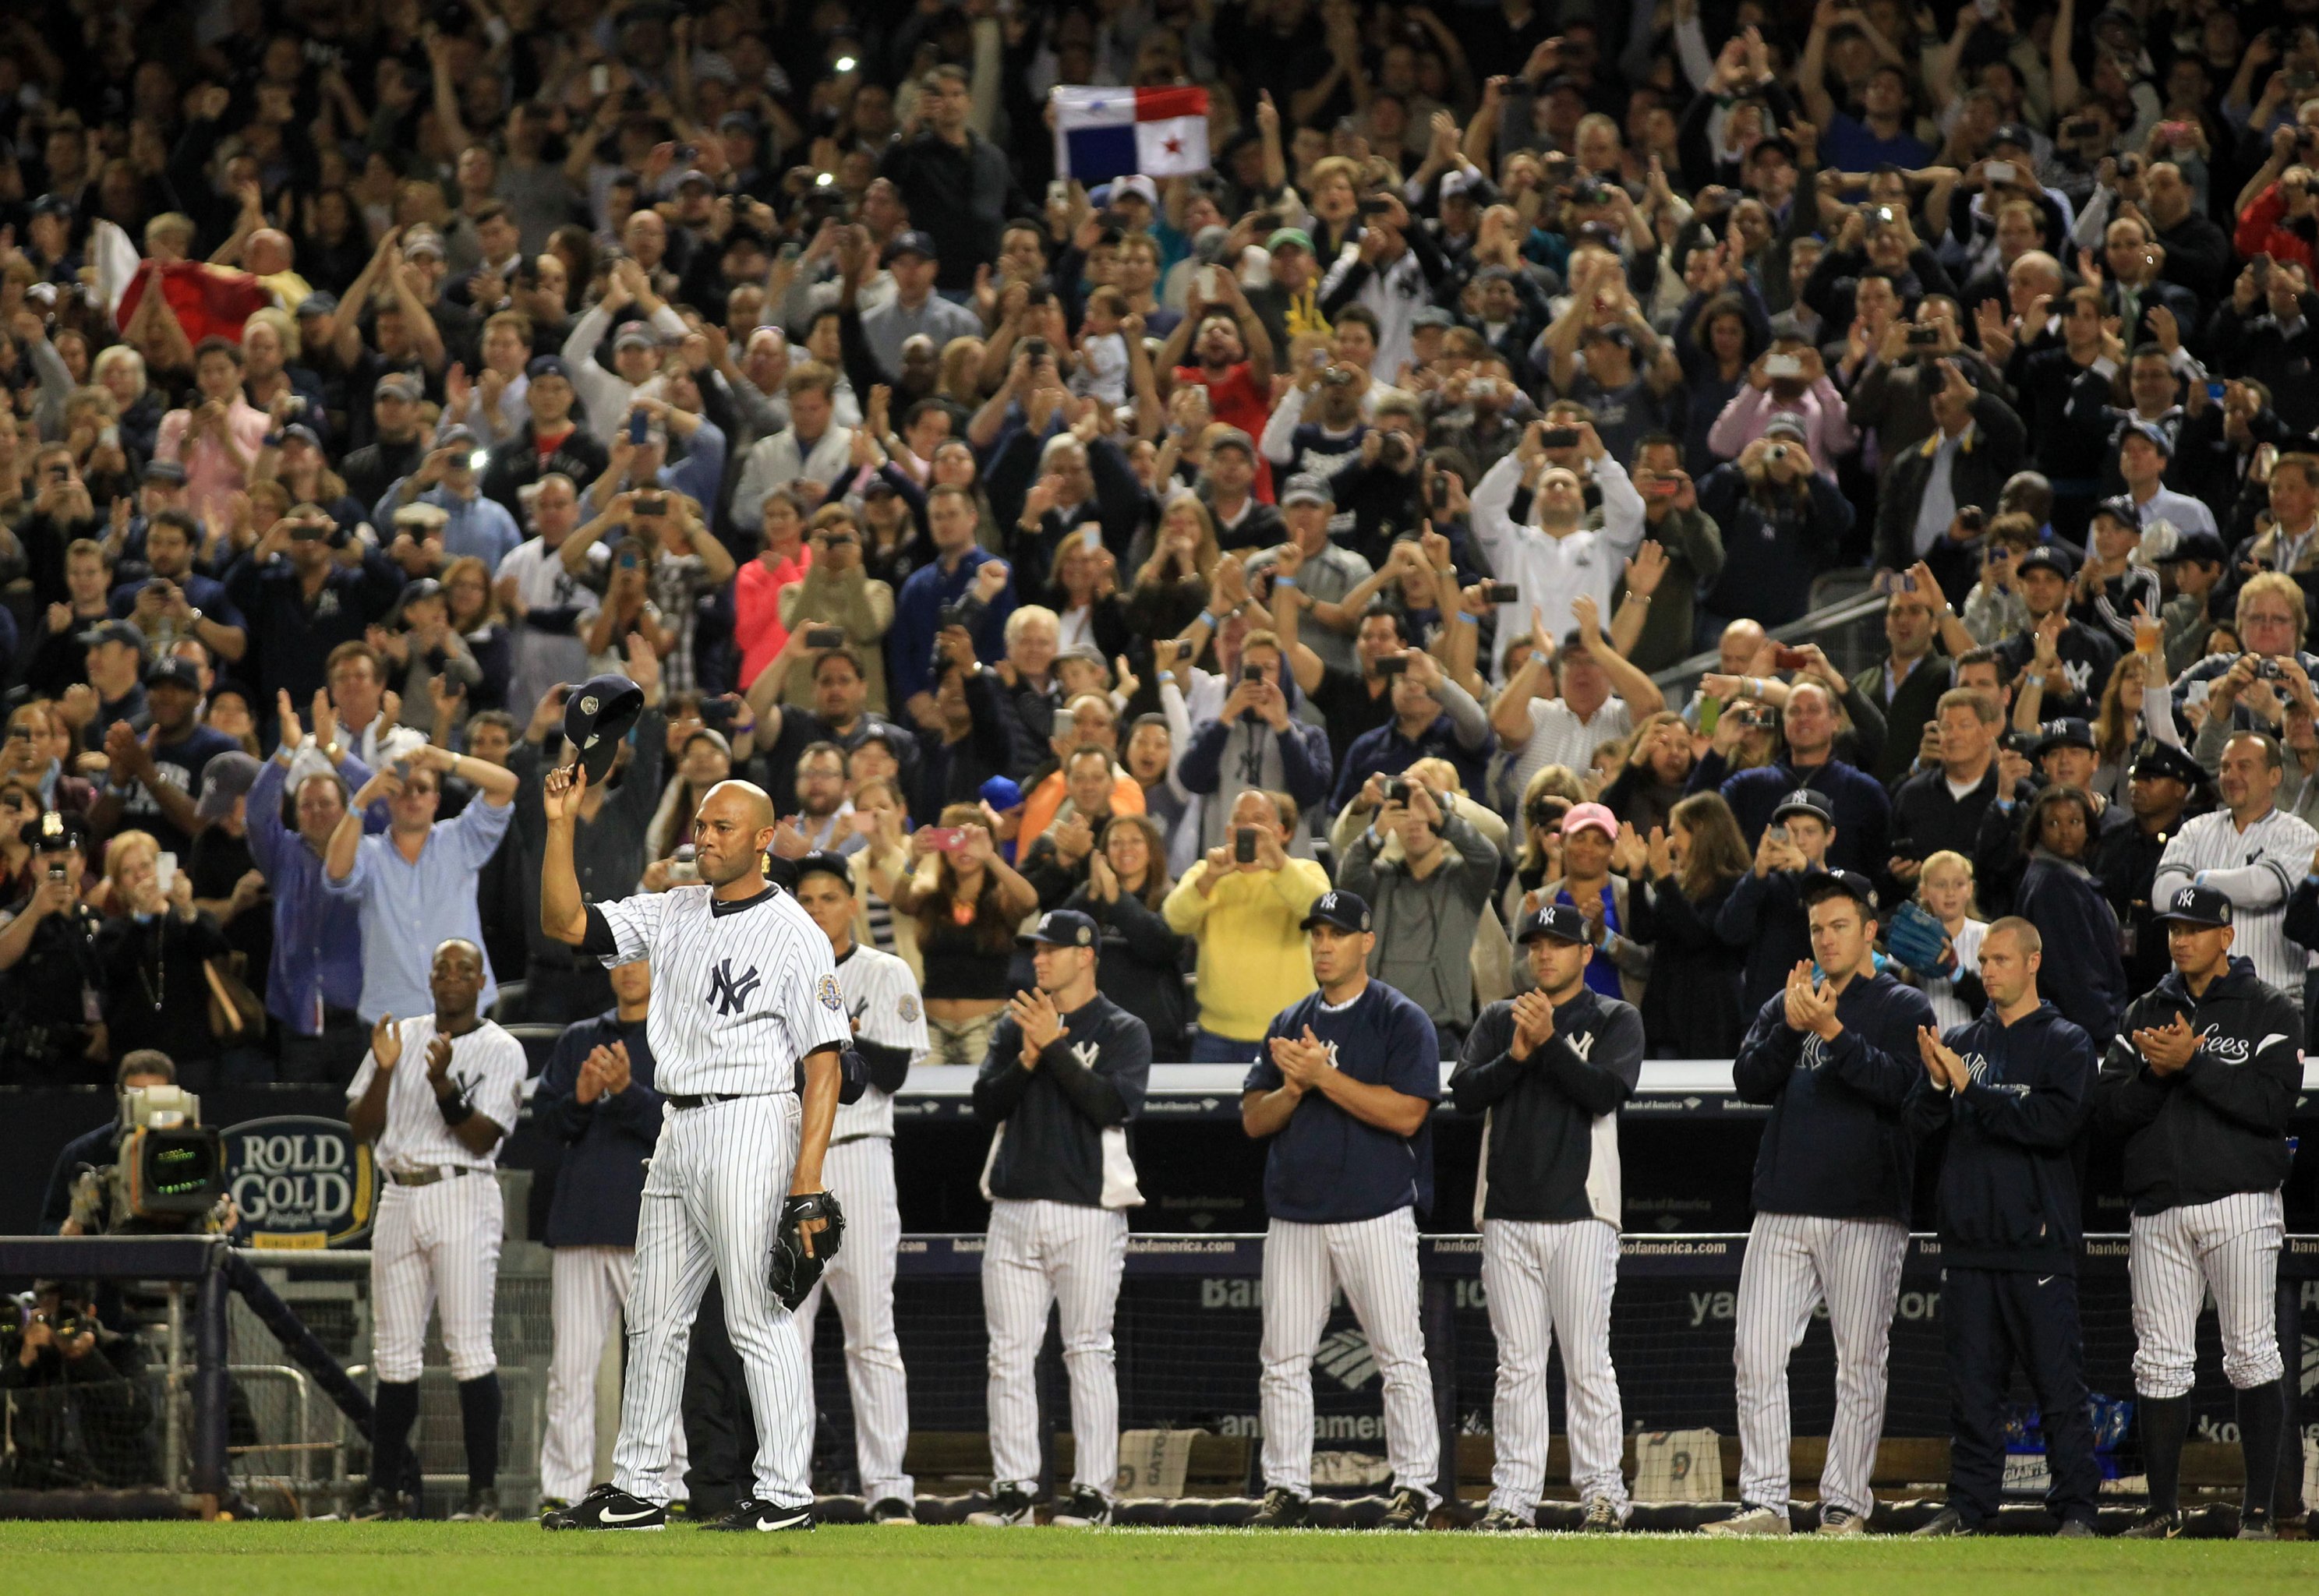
[0,812,105,1084]
[2,1280,157,1488]
[39,1051,175,1234]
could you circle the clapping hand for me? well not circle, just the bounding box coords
[2132,1012,2197,1074]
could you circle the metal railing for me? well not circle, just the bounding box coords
[1649,583,1892,705]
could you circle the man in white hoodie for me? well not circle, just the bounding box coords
[1470,419,1646,679]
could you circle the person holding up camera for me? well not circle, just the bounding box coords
[1162,789,1333,1065]
[221,500,408,713]
[1327,636,1493,815]
[1471,419,1646,678]
[1335,772,1501,1054]
[0,811,106,1084]
[1175,618,1334,860]
[559,486,737,698]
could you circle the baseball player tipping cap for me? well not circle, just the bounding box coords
[560,674,645,785]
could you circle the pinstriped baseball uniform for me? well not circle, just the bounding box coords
[1246,979,1443,1505]
[796,943,927,1506]
[587,883,852,1510]
[1725,969,1932,1523]
[348,1016,526,1384]
[2151,807,2318,993]
[1451,987,1643,1520]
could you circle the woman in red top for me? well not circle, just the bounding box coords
[732,486,813,690]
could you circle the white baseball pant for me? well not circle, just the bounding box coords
[1731,1212,1907,1519]
[610,1094,814,1508]
[982,1197,1127,1495]
[371,1173,502,1383]
[2130,1189,2285,1397]
[797,1136,914,1504]
[539,1245,690,1503]
[1483,1216,1627,1517]
[1260,1208,1440,1502]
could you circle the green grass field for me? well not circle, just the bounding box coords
[0,1523,2305,1595]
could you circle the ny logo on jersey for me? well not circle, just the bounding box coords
[1566,1029,1596,1063]
[705,959,762,1016]
[1069,1040,1101,1072]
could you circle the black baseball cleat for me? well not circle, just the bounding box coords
[867,1497,917,1524]
[541,1483,666,1531]
[2119,1509,2182,1540]
[347,1485,407,1523]
[451,1488,500,1523]
[1050,1485,1112,1527]
[1379,1487,1432,1531]
[965,1487,1035,1527]
[1246,1487,1310,1528]
[700,1499,815,1532]
[1911,1507,1974,1538]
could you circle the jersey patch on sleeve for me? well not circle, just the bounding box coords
[899,993,920,1023]
[818,973,843,1012]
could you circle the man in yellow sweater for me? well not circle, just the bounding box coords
[1162,789,1332,1063]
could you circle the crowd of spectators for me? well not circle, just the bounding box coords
[7,0,2319,1082]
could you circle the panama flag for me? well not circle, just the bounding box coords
[1052,85,1211,185]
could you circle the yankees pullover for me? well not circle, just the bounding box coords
[2092,958,2303,1216]
[1451,987,1644,1226]
[535,1009,663,1248]
[1905,1001,2095,1273]
[1731,970,1935,1222]
[1246,979,1442,1223]
[974,993,1152,1206]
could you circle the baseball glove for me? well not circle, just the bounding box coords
[769,1191,846,1310]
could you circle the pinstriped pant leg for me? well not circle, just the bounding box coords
[1332,1209,1438,1501]
[1051,1203,1129,1495]
[1815,1219,1906,1519]
[703,1096,815,1509]
[2193,1192,2286,1389]
[1260,1220,1334,1496]
[542,1246,624,1503]
[612,1114,717,1502]
[1734,1213,1824,1515]
[822,1139,914,1504]
[982,1199,1052,1492]
[2130,1206,2201,1399]
[369,1188,433,1384]
[433,1174,503,1381]
[1483,1220,1553,1517]
[1548,1219,1628,1511]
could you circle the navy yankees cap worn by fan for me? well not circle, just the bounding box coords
[2031,717,2096,758]
[2154,883,2232,928]
[2016,545,2073,579]
[1020,909,1098,948]
[1300,890,1372,934]
[1517,902,1593,945]
[1770,788,1834,826]
[561,673,645,785]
